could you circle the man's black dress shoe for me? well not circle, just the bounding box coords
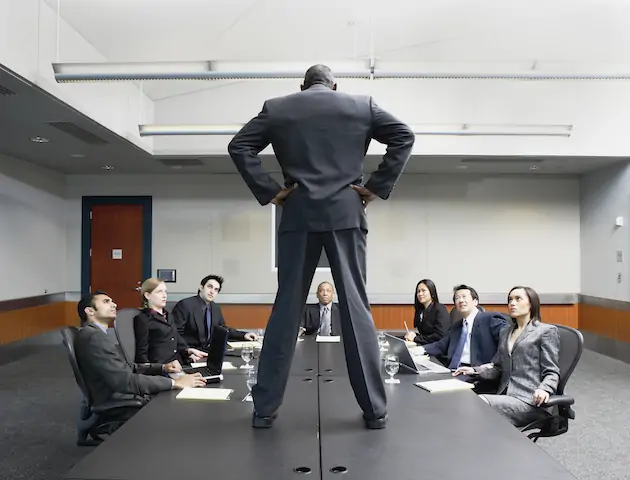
[364,413,388,429]
[252,411,278,428]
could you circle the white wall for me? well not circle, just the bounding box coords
[65,173,580,302]
[0,0,154,152]
[153,78,630,157]
[0,154,67,301]
[580,161,630,301]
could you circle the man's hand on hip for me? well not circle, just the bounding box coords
[271,184,298,207]
[350,185,377,206]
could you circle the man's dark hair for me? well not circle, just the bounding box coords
[303,64,335,89]
[200,274,224,291]
[452,284,479,303]
[77,290,108,325]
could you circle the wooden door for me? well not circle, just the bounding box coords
[90,204,144,308]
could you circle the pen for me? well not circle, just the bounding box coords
[404,321,409,332]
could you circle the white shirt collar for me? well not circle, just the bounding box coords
[463,308,479,327]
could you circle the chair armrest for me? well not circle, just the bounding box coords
[544,395,574,408]
[91,398,145,414]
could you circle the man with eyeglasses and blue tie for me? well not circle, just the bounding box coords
[172,274,258,352]
[416,284,508,387]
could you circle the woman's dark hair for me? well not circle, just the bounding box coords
[507,286,541,324]
[413,279,439,323]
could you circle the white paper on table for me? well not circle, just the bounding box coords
[316,335,341,343]
[414,379,475,393]
[176,388,233,400]
[228,341,262,349]
[190,361,236,370]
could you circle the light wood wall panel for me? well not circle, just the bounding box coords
[0,302,78,345]
[0,302,580,345]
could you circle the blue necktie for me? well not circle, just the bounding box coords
[205,305,212,342]
[449,320,469,369]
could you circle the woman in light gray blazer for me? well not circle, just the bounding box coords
[454,286,561,427]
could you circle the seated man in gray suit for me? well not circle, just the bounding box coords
[76,291,206,411]
[301,281,340,336]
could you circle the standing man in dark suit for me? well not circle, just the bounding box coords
[417,285,508,370]
[302,281,341,336]
[228,64,415,429]
[172,274,258,350]
[75,291,206,409]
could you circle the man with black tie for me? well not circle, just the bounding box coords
[302,281,341,336]
[172,274,258,351]
[228,64,415,429]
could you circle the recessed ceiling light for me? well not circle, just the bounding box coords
[30,136,50,143]
[71,153,85,158]
[101,165,114,170]
[529,165,539,170]
[457,165,468,169]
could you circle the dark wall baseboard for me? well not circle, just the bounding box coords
[0,293,67,313]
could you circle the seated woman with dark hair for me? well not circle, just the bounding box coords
[404,279,450,345]
[454,286,561,427]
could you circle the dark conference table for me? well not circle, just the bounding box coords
[64,335,577,480]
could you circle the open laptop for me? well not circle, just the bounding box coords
[183,325,229,383]
[384,333,451,374]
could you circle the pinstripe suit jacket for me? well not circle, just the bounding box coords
[475,321,560,405]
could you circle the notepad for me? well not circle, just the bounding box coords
[176,388,233,401]
[228,341,262,349]
[316,335,341,343]
[189,361,236,370]
[414,379,475,393]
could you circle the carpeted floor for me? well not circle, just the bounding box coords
[0,330,628,480]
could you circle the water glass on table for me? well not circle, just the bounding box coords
[240,345,254,369]
[384,354,400,384]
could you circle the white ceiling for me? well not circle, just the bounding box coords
[49,0,630,63]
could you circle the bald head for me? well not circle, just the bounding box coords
[301,64,337,91]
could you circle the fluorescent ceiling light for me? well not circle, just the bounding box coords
[53,60,630,83]
[139,123,572,138]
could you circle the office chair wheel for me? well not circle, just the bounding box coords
[76,431,103,447]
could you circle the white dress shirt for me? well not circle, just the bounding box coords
[459,308,478,365]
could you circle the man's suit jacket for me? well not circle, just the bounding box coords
[302,303,341,336]
[228,84,415,233]
[475,321,561,405]
[412,302,451,345]
[171,295,246,349]
[75,323,172,407]
[423,311,508,366]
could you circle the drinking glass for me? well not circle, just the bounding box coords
[244,369,257,402]
[384,354,400,384]
[378,332,388,352]
[256,328,265,342]
[241,345,254,369]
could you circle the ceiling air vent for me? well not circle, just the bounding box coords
[159,158,205,167]
[47,121,109,145]
[0,84,17,96]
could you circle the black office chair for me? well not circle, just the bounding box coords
[61,326,145,446]
[114,308,140,365]
[519,324,583,442]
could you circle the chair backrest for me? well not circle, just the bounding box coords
[60,326,94,406]
[114,308,140,365]
[554,324,584,395]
